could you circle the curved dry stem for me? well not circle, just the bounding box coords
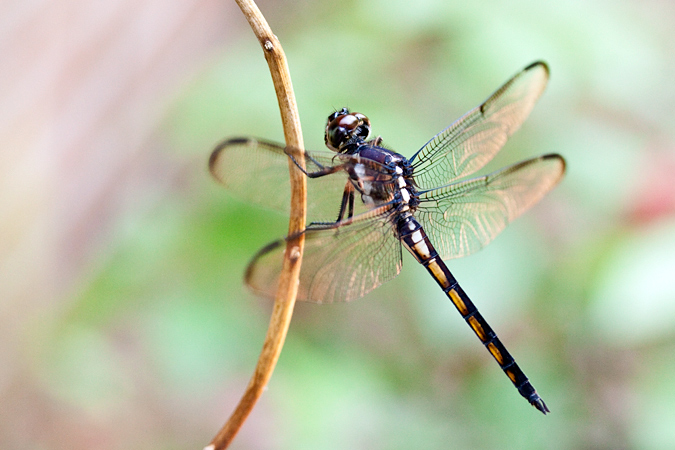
[206,1,306,449]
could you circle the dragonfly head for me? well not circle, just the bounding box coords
[325,107,371,152]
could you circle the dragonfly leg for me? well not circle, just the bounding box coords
[286,150,344,178]
[306,165,344,178]
[335,182,356,222]
[309,183,355,228]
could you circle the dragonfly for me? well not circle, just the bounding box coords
[209,61,565,414]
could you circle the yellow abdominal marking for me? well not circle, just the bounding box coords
[427,259,450,289]
[487,342,504,365]
[505,368,518,383]
[467,316,487,342]
[448,288,468,316]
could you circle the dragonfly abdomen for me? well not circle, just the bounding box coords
[398,216,549,414]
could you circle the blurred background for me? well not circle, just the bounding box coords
[2,0,675,449]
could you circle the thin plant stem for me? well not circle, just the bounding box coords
[205,1,306,449]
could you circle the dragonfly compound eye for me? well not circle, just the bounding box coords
[324,110,371,152]
[326,107,350,123]
[353,113,371,140]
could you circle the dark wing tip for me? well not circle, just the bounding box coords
[244,238,284,279]
[525,60,550,78]
[243,238,285,298]
[541,153,567,175]
[209,137,255,175]
[478,61,550,117]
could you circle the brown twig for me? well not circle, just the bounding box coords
[205,1,306,449]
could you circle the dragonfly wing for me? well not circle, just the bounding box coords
[209,137,350,221]
[245,206,403,304]
[415,154,565,260]
[410,62,549,189]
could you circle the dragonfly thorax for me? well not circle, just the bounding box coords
[344,144,418,211]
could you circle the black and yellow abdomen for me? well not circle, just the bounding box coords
[397,215,549,414]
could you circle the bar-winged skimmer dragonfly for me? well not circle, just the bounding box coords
[209,61,565,413]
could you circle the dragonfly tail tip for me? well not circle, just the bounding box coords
[530,395,550,415]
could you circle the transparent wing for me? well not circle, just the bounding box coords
[415,154,565,260]
[245,207,403,304]
[410,61,549,189]
[209,137,353,222]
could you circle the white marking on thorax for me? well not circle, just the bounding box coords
[353,163,374,195]
[354,163,366,178]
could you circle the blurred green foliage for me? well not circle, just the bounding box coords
[36,0,675,449]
